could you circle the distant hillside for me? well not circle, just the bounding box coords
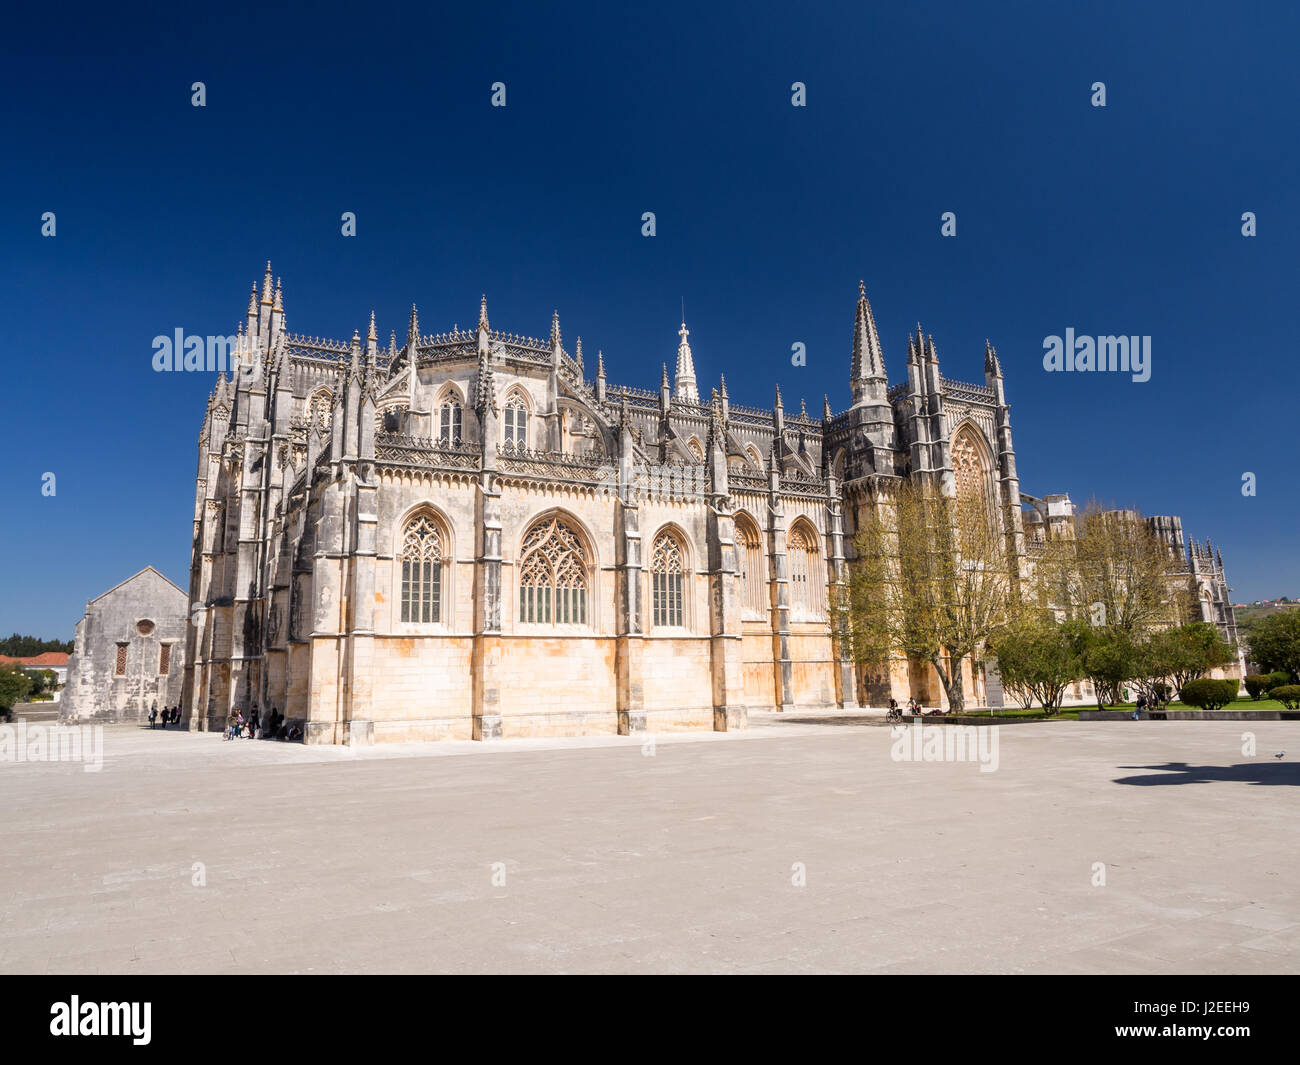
[1235,601,1300,628]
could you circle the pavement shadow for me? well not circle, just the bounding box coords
[1114,761,1300,787]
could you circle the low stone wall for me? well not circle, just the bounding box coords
[6,701,60,722]
[1078,709,1300,721]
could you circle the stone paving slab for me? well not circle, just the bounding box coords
[0,719,1296,973]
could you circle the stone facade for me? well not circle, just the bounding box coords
[61,567,189,722]
[181,267,1241,740]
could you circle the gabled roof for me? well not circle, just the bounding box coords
[87,566,187,606]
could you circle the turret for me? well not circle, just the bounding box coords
[674,320,699,403]
[257,262,273,349]
[849,281,887,406]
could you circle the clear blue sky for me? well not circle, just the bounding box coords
[2,1,1296,639]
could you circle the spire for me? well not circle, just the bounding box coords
[850,280,886,382]
[799,397,808,418]
[596,349,606,379]
[720,373,728,399]
[389,331,397,360]
[550,310,561,349]
[273,277,283,312]
[661,362,670,390]
[246,284,258,318]
[575,336,584,375]
[367,310,377,344]
[774,384,783,409]
[984,338,1002,378]
[407,304,420,344]
[261,261,274,305]
[674,319,699,403]
[823,395,833,421]
[925,333,939,363]
[479,294,489,331]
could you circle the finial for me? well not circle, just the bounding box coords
[407,304,420,342]
[823,395,833,421]
[775,384,783,408]
[550,309,561,347]
[720,373,728,398]
[575,336,584,373]
[800,397,807,418]
[479,294,489,329]
[367,310,377,343]
[247,284,258,317]
[661,363,670,388]
[596,349,606,378]
[858,279,866,298]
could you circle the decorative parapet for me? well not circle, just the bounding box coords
[939,374,996,404]
[728,472,768,492]
[497,445,607,483]
[375,432,479,470]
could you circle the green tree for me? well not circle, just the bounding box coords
[1246,611,1300,682]
[1131,622,1235,707]
[988,614,1085,714]
[843,481,1019,713]
[0,633,73,657]
[1066,624,1136,709]
[0,666,33,716]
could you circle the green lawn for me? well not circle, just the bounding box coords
[1093,697,1295,712]
[923,707,1081,721]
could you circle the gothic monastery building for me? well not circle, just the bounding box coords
[181,265,1238,742]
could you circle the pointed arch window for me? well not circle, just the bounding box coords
[439,398,463,445]
[519,516,588,625]
[788,523,825,616]
[651,532,685,628]
[951,427,991,505]
[736,516,766,616]
[400,514,444,623]
[504,397,528,450]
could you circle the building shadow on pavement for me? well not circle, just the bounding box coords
[1114,761,1300,786]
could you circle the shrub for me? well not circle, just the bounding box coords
[1178,678,1240,712]
[1271,685,1300,710]
[1244,674,1274,700]
[1269,671,1291,691]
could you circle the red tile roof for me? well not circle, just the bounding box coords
[0,652,69,667]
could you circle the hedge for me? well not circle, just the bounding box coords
[1178,678,1240,712]
[1270,685,1300,710]
[1244,674,1275,700]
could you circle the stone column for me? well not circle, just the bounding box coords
[614,483,646,735]
[708,502,747,730]
[766,472,795,712]
[825,473,858,709]
[471,470,504,740]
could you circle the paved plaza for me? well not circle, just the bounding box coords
[1,714,1297,974]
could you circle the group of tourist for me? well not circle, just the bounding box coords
[147,705,181,729]
[224,705,302,742]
